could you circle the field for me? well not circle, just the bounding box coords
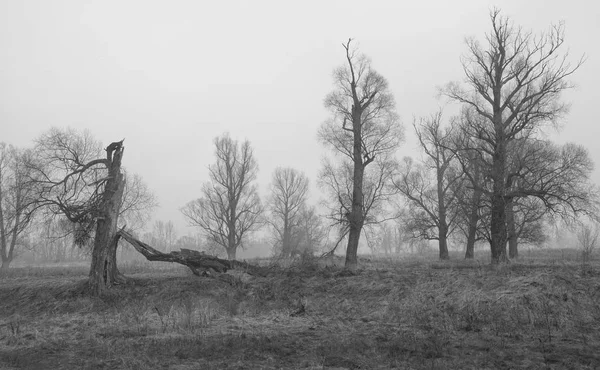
[1,249,599,369]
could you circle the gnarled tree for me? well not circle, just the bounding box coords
[27,128,126,295]
[295,205,327,256]
[181,133,263,260]
[319,39,403,269]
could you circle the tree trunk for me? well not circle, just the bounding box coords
[226,248,237,260]
[0,258,10,271]
[346,162,365,270]
[490,131,507,264]
[465,225,476,259]
[107,234,127,284]
[464,188,482,259]
[346,227,361,269]
[88,142,125,296]
[438,224,449,260]
[506,199,518,259]
[345,91,367,270]
[0,220,19,272]
[436,168,450,260]
[490,193,507,264]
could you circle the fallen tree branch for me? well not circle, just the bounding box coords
[116,228,268,278]
[321,227,349,258]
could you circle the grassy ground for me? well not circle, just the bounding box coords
[0,250,599,369]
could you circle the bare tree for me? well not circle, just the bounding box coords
[455,164,486,259]
[181,133,263,260]
[455,120,595,260]
[268,167,309,258]
[443,9,584,263]
[26,128,126,294]
[319,39,403,269]
[395,112,463,260]
[477,133,593,258]
[577,221,599,262]
[509,140,595,217]
[449,108,491,259]
[364,221,395,255]
[295,205,327,256]
[507,197,548,256]
[0,144,38,270]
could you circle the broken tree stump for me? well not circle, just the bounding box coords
[116,229,268,279]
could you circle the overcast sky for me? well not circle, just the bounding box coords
[1,0,599,242]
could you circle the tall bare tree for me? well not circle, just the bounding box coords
[27,128,126,294]
[395,112,463,260]
[443,9,584,263]
[268,167,309,258]
[0,144,38,270]
[181,133,263,260]
[319,39,403,269]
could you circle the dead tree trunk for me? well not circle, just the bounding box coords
[88,141,125,296]
[116,228,268,279]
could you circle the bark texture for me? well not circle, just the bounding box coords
[88,141,125,295]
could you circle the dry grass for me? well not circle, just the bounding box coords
[1,249,599,369]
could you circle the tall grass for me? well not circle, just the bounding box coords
[0,248,599,369]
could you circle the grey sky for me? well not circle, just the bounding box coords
[1,0,599,240]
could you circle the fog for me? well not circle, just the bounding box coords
[1,0,599,256]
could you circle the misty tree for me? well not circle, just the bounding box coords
[27,215,97,262]
[267,167,309,258]
[27,128,126,295]
[0,144,38,270]
[319,39,403,269]
[294,205,327,256]
[181,133,263,260]
[577,221,599,261]
[451,110,488,259]
[395,112,463,260]
[506,140,596,252]
[443,9,584,263]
